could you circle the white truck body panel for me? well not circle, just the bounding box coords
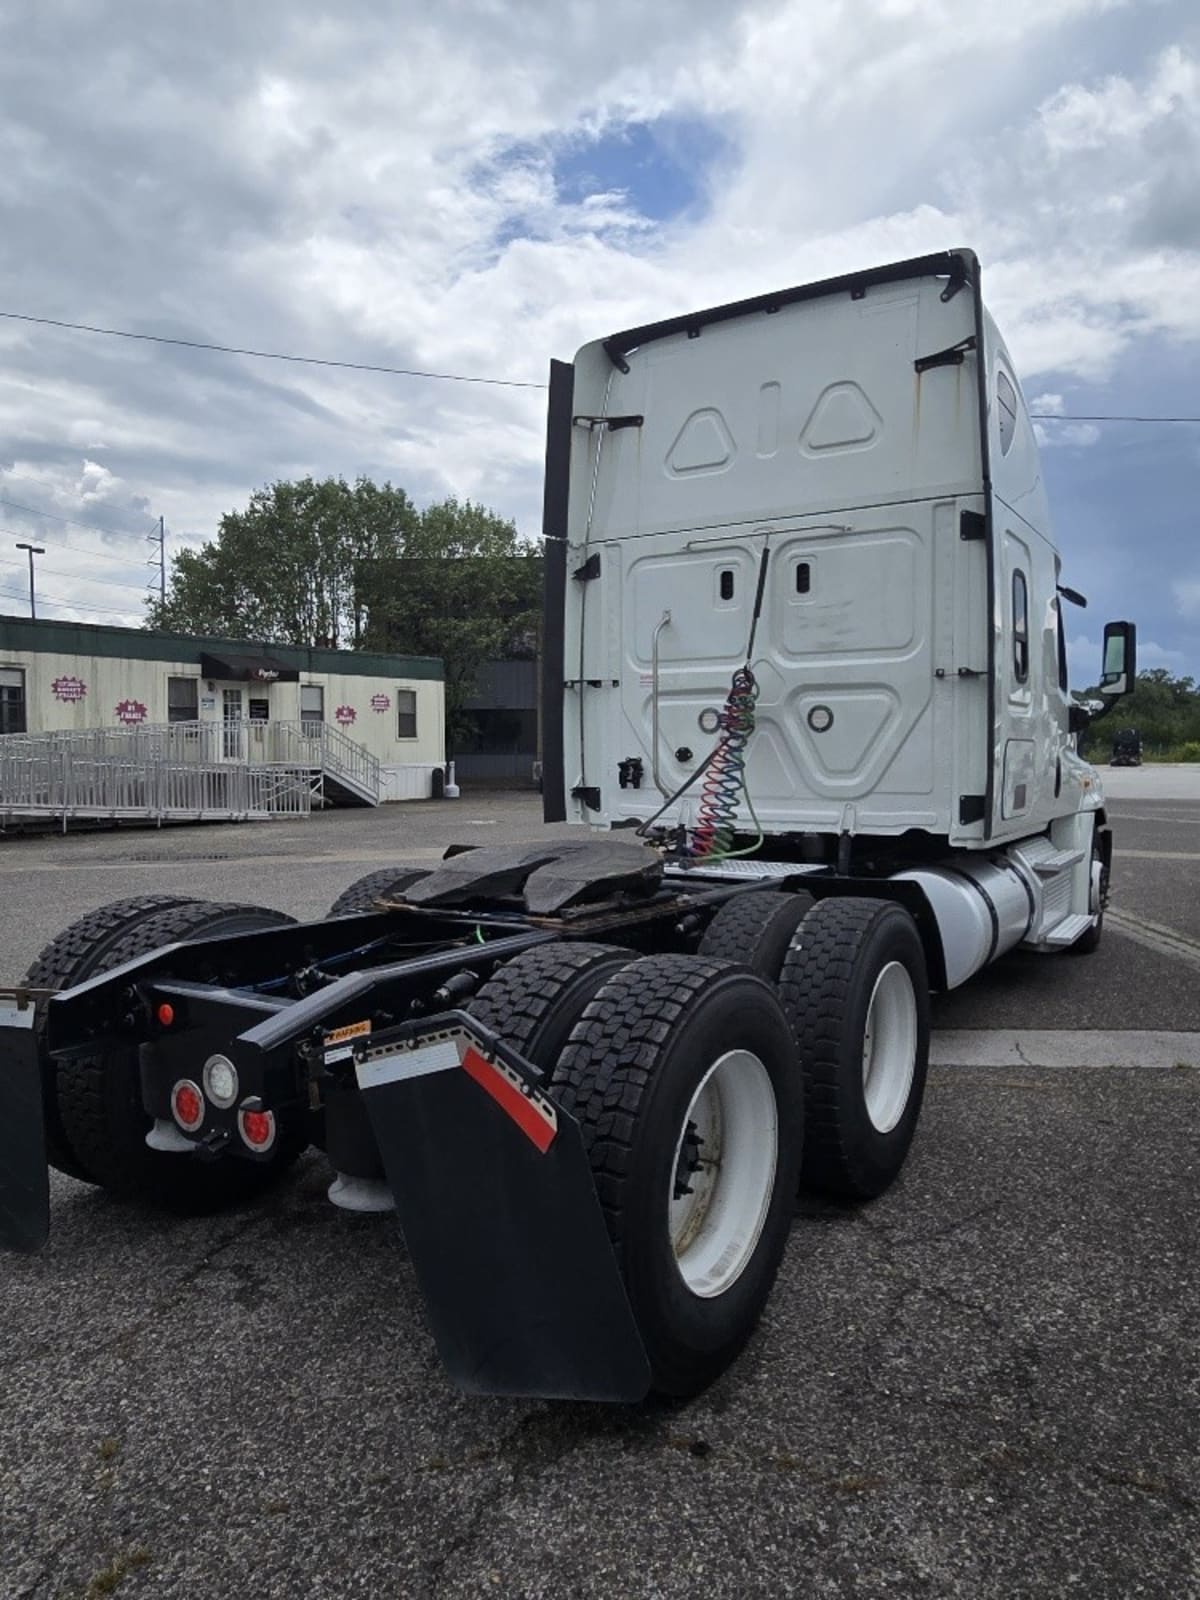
[549,250,1098,854]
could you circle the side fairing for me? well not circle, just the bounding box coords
[982,313,1078,843]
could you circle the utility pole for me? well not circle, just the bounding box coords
[147,515,166,608]
[15,542,44,619]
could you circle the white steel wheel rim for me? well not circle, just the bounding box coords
[862,961,917,1134]
[668,1049,778,1300]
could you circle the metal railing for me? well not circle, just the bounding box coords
[0,716,381,825]
[269,720,381,802]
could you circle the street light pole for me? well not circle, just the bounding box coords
[15,542,44,619]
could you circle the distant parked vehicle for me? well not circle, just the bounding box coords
[1111,728,1143,767]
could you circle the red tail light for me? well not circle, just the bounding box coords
[171,1080,204,1133]
[237,1106,276,1153]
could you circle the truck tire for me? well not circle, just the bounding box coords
[698,889,815,982]
[466,942,635,1073]
[553,956,804,1398]
[1069,828,1110,956]
[23,893,200,1182]
[53,900,306,1210]
[328,868,428,917]
[778,896,929,1201]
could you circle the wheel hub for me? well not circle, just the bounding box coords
[861,961,917,1135]
[667,1049,778,1299]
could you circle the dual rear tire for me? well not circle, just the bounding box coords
[465,889,930,1396]
[700,888,931,1195]
[24,898,307,1210]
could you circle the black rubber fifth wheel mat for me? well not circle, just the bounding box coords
[356,1012,651,1402]
[0,1005,50,1253]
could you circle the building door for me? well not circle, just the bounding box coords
[222,687,244,759]
[0,667,26,735]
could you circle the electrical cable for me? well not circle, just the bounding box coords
[0,554,148,593]
[638,545,770,859]
[0,495,147,540]
[5,308,1196,419]
[0,310,547,389]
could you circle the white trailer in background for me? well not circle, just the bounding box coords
[2,251,1135,1403]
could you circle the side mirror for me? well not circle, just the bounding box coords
[1100,621,1137,700]
[1068,702,1091,734]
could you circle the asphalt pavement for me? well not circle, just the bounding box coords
[2,774,1198,1598]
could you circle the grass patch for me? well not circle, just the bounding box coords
[86,1547,152,1598]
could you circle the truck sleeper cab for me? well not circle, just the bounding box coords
[1,251,1135,1405]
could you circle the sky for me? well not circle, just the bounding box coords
[0,0,1197,687]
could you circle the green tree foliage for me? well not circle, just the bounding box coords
[146,476,419,647]
[1078,668,1200,760]
[146,478,541,750]
[360,499,542,748]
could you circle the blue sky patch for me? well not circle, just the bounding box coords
[552,115,728,222]
[1035,336,1199,680]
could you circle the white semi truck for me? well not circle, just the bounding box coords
[1,249,1134,1402]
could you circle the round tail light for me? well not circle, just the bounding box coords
[171,1080,204,1133]
[202,1054,239,1109]
[237,1106,277,1153]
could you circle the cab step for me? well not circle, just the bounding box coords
[1041,913,1094,946]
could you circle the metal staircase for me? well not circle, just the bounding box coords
[0,718,380,828]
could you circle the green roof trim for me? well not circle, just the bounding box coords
[0,614,443,681]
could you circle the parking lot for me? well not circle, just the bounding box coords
[3,775,1198,1599]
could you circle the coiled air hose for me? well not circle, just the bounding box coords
[637,544,769,860]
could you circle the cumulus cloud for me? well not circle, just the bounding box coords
[0,0,1196,652]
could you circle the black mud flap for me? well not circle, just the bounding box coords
[0,1003,50,1254]
[355,1012,651,1402]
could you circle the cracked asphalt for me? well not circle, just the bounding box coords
[2,776,1198,1598]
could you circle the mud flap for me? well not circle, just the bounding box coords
[0,1003,50,1254]
[355,1012,651,1402]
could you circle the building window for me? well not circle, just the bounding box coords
[1013,570,1029,683]
[0,667,26,735]
[997,370,1019,456]
[301,684,324,731]
[167,676,198,724]
[248,698,270,723]
[396,689,418,739]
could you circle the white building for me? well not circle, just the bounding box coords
[0,614,445,804]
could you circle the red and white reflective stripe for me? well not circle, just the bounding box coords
[459,1045,557,1154]
[355,1030,558,1153]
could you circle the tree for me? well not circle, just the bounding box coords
[146,478,541,750]
[360,498,542,748]
[146,476,419,646]
[1077,668,1200,759]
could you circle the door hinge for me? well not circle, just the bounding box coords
[959,509,986,541]
[956,667,985,678]
[571,785,602,811]
[959,794,986,825]
[572,414,643,432]
[914,335,977,374]
[573,553,601,582]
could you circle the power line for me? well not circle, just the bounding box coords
[0,495,149,540]
[1031,413,1200,423]
[0,585,141,618]
[0,554,146,593]
[0,521,155,569]
[0,309,547,390]
[5,311,1199,416]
